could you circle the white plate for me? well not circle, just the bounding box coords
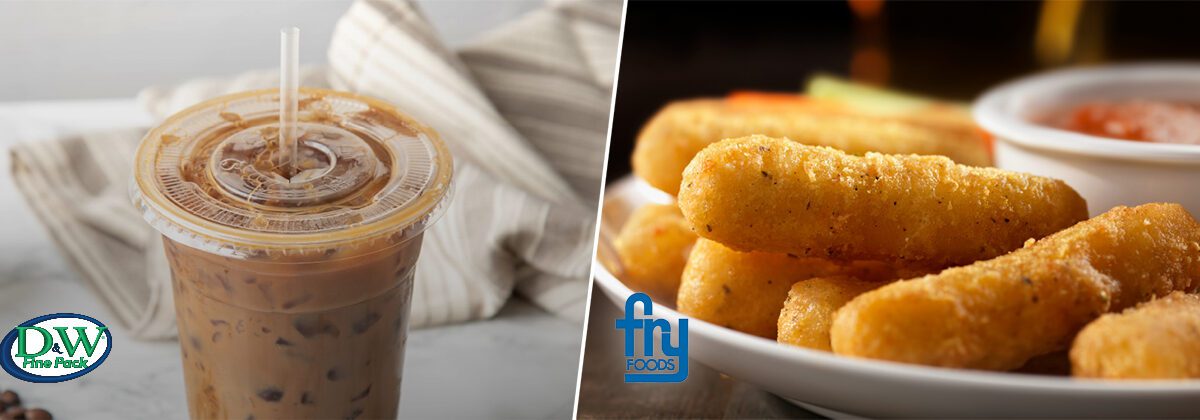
[593,176,1200,418]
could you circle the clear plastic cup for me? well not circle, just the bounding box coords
[130,88,453,419]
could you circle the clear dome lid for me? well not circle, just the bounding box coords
[131,88,454,259]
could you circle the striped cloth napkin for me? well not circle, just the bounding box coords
[10,0,620,339]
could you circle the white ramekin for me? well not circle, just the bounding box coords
[974,63,1200,217]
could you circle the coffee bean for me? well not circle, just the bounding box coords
[352,313,381,334]
[326,368,341,381]
[0,391,19,407]
[281,294,313,310]
[218,276,233,294]
[257,387,283,402]
[256,283,275,306]
[294,316,340,339]
[24,409,50,420]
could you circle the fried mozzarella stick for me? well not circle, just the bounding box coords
[678,135,1088,265]
[677,239,926,338]
[614,204,697,305]
[678,239,843,338]
[1071,292,1200,379]
[831,203,1200,371]
[632,97,991,194]
[777,276,888,352]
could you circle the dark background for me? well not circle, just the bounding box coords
[606,0,1200,182]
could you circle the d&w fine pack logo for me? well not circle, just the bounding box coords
[1,313,113,383]
[616,293,688,383]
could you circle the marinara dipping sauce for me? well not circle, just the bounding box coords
[1052,100,1200,145]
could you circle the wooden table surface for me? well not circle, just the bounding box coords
[576,289,822,419]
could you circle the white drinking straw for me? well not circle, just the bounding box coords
[280,27,300,178]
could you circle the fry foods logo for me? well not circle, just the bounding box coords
[616,293,688,383]
[1,313,112,383]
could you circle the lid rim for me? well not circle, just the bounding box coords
[131,88,454,257]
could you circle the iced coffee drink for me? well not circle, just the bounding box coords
[131,88,453,419]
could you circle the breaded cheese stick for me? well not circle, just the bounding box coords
[777,276,888,352]
[831,203,1200,371]
[677,238,927,338]
[678,135,1088,265]
[1071,292,1200,379]
[614,203,697,304]
[632,97,991,194]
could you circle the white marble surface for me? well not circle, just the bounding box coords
[0,100,583,419]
